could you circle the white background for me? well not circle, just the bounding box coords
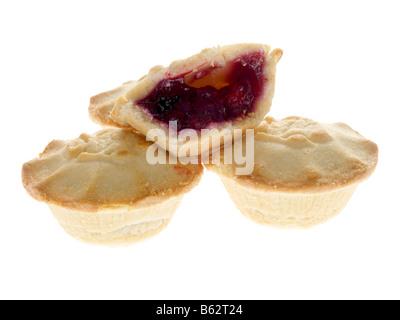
[1,0,399,300]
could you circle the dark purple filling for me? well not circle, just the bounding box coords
[137,51,265,132]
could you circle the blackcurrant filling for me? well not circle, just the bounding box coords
[137,51,265,132]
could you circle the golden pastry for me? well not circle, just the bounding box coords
[89,80,136,128]
[22,129,203,246]
[206,116,378,228]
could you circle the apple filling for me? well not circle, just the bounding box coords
[137,51,266,131]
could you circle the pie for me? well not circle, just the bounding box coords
[97,43,283,156]
[206,116,379,228]
[22,129,203,245]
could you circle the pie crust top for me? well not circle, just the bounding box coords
[207,116,378,192]
[22,129,203,211]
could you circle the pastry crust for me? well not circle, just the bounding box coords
[22,128,203,211]
[207,116,378,228]
[110,43,283,156]
[48,195,183,246]
[89,80,137,128]
[22,129,203,245]
[221,177,358,228]
[207,116,378,193]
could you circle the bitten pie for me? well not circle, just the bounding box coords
[22,129,203,246]
[95,43,282,156]
[206,116,378,228]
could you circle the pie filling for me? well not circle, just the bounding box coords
[137,51,266,131]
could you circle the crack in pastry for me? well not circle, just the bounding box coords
[206,116,378,228]
[22,129,203,246]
